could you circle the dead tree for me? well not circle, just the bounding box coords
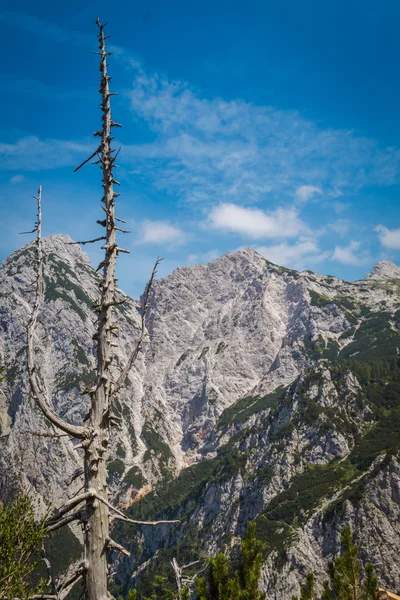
[24,19,175,600]
[171,558,208,600]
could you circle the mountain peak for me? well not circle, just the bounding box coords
[43,234,91,266]
[2,234,91,272]
[365,260,400,280]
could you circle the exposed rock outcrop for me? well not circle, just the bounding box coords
[0,236,399,596]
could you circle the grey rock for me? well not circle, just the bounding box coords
[1,237,399,595]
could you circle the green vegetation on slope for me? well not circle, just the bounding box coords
[142,420,174,478]
[218,386,286,429]
[339,311,399,362]
[44,254,94,321]
[118,316,400,581]
[304,335,341,362]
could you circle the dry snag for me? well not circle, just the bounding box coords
[24,18,176,600]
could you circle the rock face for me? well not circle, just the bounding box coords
[0,236,400,597]
[0,235,146,505]
[365,260,400,280]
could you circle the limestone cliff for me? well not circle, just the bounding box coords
[0,235,399,597]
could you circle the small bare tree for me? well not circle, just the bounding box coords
[23,19,176,600]
[171,558,205,600]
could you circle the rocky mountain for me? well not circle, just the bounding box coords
[0,235,399,598]
[365,260,400,280]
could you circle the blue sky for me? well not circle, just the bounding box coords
[1,0,400,298]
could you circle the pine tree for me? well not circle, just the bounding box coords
[181,587,190,600]
[0,494,47,600]
[195,522,266,600]
[227,572,241,600]
[239,522,266,600]
[303,527,378,600]
[195,576,209,600]
[143,575,177,599]
[209,553,230,600]
[300,573,316,600]
[332,526,361,600]
[321,580,333,600]
[362,564,377,600]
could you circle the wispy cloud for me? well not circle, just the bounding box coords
[332,219,351,235]
[0,136,92,171]
[137,220,187,245]
[333,201,349,214]
[295,185,322,203]
[322,218,351,236]
[254,239,329,270]
[1,16,398,282]
[375,225,400,250]
[332,241,370,265]
[9,174,25,184]
[123,63,400,207]
[3,16,400,214]
[207,203,307,239]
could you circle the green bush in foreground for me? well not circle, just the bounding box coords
[195,522,266,600]
[0,494,47,600]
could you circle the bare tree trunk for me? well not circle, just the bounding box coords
[171,558,203,600]
[25,188,87,440]
[172,558,183,600]
[83,18,119,600]
[23,19,178,600]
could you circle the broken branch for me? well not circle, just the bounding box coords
[26,186,87,440]
[67,236,106,246]
[73,147,101,172]
[46,510,84,533]
[106,537,131,557]
[92,491,179,525]
[112,257,162,395]
[57,561,88,599]
[113,514,180,526]
[47,489,95,523]
[27,430,70,439]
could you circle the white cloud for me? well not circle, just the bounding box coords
[332,241,370,265]
[329,219,351,236]
[254,239,329,270]
[9,174,25,184]
[333,201,349,214]
[138,220,187,245]
[208,203,307,239]
[375,225,400,250]
[122,63,400,208]
[295,185,322,203]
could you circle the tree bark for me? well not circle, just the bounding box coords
[83,18,119,600]
[24,20,171,600]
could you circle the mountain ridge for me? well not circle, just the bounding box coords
[0,235,400,598]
